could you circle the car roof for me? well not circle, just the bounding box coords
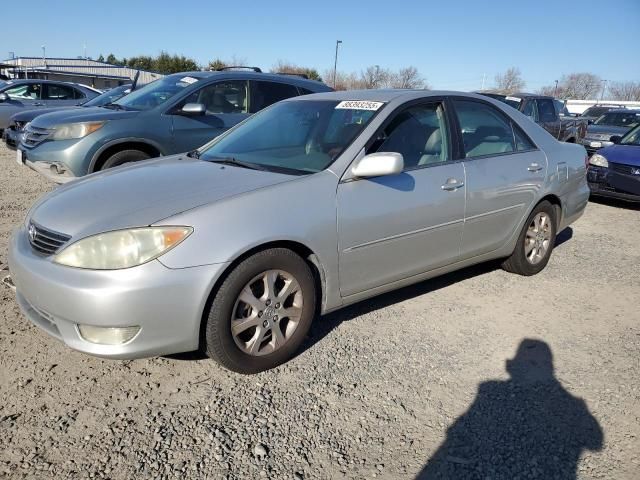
[290,89,490,103]
[606,108,639,113]
[163,70,331,90]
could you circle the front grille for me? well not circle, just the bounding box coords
[13,121,26,131]
[27,222,71,256]
[610,163,640,176]
[22,124,53,148]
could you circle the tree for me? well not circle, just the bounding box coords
[390,66,428,89]
[271,60,322,81]
[106,53,118,65]
[494,67,525,94]
[360,65,391,89]
[96,54,105,63]
[153,51,198,74]
[540,73,602,100]
[208,58,228,71]
[607,81,640,101]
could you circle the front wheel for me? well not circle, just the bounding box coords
[502,201,557,276]
[204,248,316,374]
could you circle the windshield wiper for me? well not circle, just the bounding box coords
[103,103,127,110]
[205,156,268,171]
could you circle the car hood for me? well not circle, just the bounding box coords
[29,155,296,240]
[11,106,83,123]
[599,144,640,167]
[30,107,139,128]
[586,125,631,137]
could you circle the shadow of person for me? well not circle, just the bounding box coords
[416,339,603,480]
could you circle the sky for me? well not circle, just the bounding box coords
[3,0,639,91]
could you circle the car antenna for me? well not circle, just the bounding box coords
[131,70,140,90]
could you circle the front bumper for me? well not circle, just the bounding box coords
[8,226,227,359]
[587,165,640,202]
[25,158,77,183]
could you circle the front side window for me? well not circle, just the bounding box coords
[367,103,450,169]
[199,100,379,174]
[182,81,248,114]
[44,84,75,100]
[5,83,42,100]
[453,100,515,158]
[536,99,556,122]
[114,74,201,111]
[250,81,300,113]
[73,88,86,100]
[594,112,640,128]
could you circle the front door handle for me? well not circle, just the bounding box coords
[528,163,543,172]
[33,102,45,106]
[441,178,464,191]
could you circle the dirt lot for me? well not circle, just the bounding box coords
[0,143,638,479]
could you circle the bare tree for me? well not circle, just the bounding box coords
[323,69,363,90]
[494,67,525,94]
[607,81,640,101]
[543,73,602,100]
[390,66,428,89]
[360,65,391,89]
[271,60,322,81]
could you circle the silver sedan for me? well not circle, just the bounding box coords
[8,90,590,373]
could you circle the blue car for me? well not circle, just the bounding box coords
[587,124,640,202]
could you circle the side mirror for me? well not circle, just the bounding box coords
[351,152,404,178]
[610,135,622,144]
[587,119,594,125]
[0,93,9,102]
[180,103,206,116]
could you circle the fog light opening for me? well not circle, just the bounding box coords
[77,325,140,345]
[50,163,67,175]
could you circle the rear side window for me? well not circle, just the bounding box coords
[250,81,300,113]
[44,84,75,100]
[536,99,556,122]
[513,124,536,151]
[73,88,86,100]
[453,100,515,158]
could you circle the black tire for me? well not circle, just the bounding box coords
[205,248,316,374]
[100,149,150,170]
[502,201,557,276]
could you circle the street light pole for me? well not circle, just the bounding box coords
[553,80,558,97]
[41,45,46,66]
[333,40,342,89]
[600,80,607,102]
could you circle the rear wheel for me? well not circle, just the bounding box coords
[502,201,557,276]
[100,149,150,170]
[205,248,316,374]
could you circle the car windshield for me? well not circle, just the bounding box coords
[199,99,382,174]
[620,125,640,146]
[83,84,132,107]
[594,112,640,128]
[112,75,200,111]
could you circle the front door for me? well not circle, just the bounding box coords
[170,80,250,153]
[337,101,466,297]
[450,98,548,259]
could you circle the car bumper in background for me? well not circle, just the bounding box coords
[2,126,23,149]
[580,138,613,156]
[8,226,226,359]
[587,165,640,202]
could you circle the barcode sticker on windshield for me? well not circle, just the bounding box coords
[505,96,522,102]
[179,76,199,85]
[335,101,384,111]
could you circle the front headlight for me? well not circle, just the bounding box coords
[53,226,193,270]
[589,154,609,168]
[50,121,106,140]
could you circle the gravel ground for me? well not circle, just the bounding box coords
[0,143,638,479]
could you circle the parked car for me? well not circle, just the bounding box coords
[8,90,589,373]
[16,69,332,183]
[3,84,134,148]
[587,124,640,202]
[0,79,100,132]
[479,92,588,143]
[579,104,625,123]
[580,109,640,155]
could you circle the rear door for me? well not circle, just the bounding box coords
[43,83,79,107]
[451,98,547,259]
[337,100,466,296]
[536,98,561,139]
[170,80,250,152]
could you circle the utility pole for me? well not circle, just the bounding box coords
[600,79,608,102]
[553,79,558,97]
[83,43,87,59]
[41,45,46,66]
[333,40,342,89]
[481,73,486,91]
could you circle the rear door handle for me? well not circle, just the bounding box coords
[441,178,464,191]
[527,163,543,172]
